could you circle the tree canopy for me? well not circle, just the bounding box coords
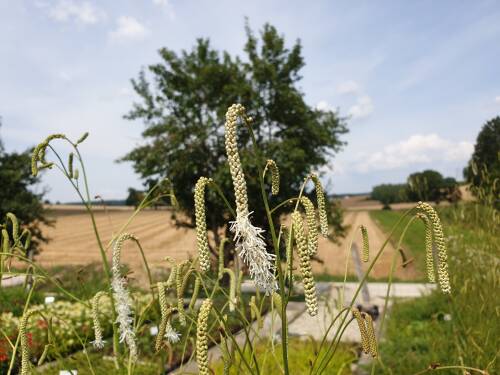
[464,116,500,206]
[0,122,48,254]
[407,170,442,202]
[371,184,408,208]
[371,169,460,207]
[121,23,348,253]
[125,188,145,208]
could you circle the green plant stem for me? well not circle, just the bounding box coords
[270,198,298,214]
[371,215,418,375]
[378,215,418,340]
[313,208,415,374]
[308,307,350,372]
[412,365,489,375]
[132,239,155,295]
[339,227,358,310]
[210,181,237,219]
[244,117,289,375]
[0,253,87,305]
[212,305,256,374]
[323,317,356,370]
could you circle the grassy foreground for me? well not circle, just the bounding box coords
[375,204,499,374]
[212,339,356,374]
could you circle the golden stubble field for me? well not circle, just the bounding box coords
[36,204,419,282]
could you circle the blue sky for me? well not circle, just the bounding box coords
[1,0,499,201]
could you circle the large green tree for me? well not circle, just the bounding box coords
[371,184,408,209]
[407,169,459,203]
[464,116,500,206]
[0,122,48,255]
[121,23,348,256]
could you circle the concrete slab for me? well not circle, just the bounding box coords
[288,282,436,343]
[1,274,25,287]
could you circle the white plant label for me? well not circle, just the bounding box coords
[45,296,55,304]
[150,325,159,336]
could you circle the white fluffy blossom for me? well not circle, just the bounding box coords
[165,321,181,343]
[230,211,277,294]
[112,234,138,359]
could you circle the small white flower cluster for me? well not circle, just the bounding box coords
[165,320,181,343]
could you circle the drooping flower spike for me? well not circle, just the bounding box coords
[19,309,38,375]
[6,212,19,244]
[196,298,213,375]
[224,104,277,294]
[31,134,66,176]
[416,212,436,283]
[416,202,451,293]
[194,177,213,272]
[221,267,237,312]
[308,173,329,237]
[176,260,190,326]
[111,233,139,359]
[91,291,108,349]
[360,225,369,263]
[156,281,179,351]
[352,308,378,357]
[300,196,319,257]
[263,159,280,195]
[291,211,318,316]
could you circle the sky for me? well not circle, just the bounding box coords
[1,0,499,202]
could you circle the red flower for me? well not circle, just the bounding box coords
[26,333,33,348]
[0,339,8,362]
[37,319,48,329]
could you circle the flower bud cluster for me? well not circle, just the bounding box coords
[196,298,213,375]
[416,202,450,293]
[292,211,318,316]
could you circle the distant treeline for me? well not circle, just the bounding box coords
[371,169,461,208]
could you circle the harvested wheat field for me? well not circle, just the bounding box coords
[37,206,197,276]
[36,205,419,281]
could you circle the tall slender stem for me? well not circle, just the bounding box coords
[243,118,289,375]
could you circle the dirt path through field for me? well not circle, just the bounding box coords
[311,211,419,280]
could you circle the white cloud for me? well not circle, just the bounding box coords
[45,0,105,24]
[494,96,500,104]
[109,16,150,42]
[152,0,175,20]
[348,95,374,119]
[337,80,360,95]
[355,134,474,172]
[316,100,330,111]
